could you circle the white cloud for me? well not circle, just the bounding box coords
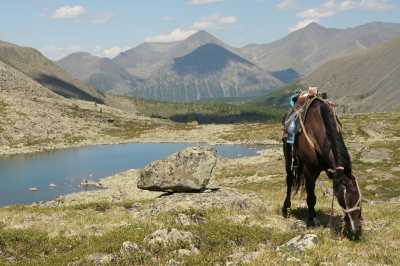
[51,5,86,19]
[91,12,114,24]
[289,0,395,32]
[276,0,296,10]
[189,0,223,5]
[100,46,125,58]
[298,8,336,19]
[40,45,130,60]
[145,28,198,43]
[191,14,237,30]
[145,13,237,43]
[289,19,319,32]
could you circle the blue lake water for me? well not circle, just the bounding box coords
[0,143,264,207]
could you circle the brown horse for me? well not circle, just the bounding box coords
[282,98,362,240]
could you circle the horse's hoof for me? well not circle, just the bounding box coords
[282,208,289,218]
[307,219,316,227]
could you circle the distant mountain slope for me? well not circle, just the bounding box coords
[271,69,299,83]
[172,43,253,75]
[112,43,283,102]
[58,52,142,93]
[0,41,104,103]
[240,22,400,74]
[303,37,400,112]
[113,31,235,78]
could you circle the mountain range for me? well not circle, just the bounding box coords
[240,21,400,74]
[304,36,400,113]
[59,31,284,101]
[57,21,400,103]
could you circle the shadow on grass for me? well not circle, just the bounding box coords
[291,207,343,229]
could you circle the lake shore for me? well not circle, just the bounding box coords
[0,123,280,156]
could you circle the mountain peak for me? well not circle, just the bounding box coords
[304,22,326,30]
[186,30,220,42]
[173,43,252,75]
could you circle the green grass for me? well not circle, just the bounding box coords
[115,96,286,124]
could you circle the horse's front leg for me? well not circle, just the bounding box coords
[282,172,294,218]
[305,176,317,227]
[282,143,294,218]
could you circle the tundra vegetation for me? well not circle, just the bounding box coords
[0,111,399,265]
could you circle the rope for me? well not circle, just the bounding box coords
[295,110,316,150]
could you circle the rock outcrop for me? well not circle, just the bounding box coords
[137,146,217,192]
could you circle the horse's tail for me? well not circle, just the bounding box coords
[319,101,352,175]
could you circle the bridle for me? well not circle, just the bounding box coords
[335,166,362,214]
[329,166,362,235]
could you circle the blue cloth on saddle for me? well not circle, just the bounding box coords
[285,112,298,144]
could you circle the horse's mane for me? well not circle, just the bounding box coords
[319,100,352,175]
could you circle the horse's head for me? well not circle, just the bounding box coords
[333,168,362,240]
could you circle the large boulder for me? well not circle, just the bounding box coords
[137,146,217,192]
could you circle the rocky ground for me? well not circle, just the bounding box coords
[0,110,399,265]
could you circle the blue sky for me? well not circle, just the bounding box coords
[0,0,399,60]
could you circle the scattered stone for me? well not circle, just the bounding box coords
[175,213,208,226]
[145,228,195,248]
[226,247,263,266]
[137,147,217,192]
[85,253,117,265]
[120,241,140,255]
[80,180,103,189]
[175,246,200,257]
[165,259,181,266]
[277,234,318,252]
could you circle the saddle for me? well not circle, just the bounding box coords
[282,93,340,144]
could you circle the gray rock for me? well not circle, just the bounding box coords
[175,213,208,226]
[278,234,318,252]
[120,241,140,255]
[138,146,217,192]
[144,228,195,247]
